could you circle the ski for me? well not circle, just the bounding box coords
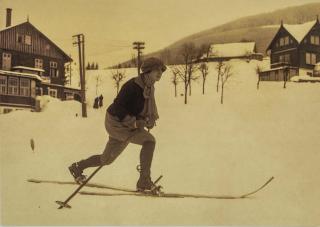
[27,178,137,193]
[79,176,274,199]
[28,176,274,200]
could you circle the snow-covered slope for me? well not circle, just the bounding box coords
[1,59,320,225]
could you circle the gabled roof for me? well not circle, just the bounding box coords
[266,20,318,50]
[283,20,317,43]
[0,21,72,62]
[208,42,256,58]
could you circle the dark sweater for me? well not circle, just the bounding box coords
[107,78,145,121]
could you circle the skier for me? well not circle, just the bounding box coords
[93,97,99,109]
[68,57,166,192]
[98,94,104,108]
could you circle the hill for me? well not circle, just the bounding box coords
[116,2,320,67]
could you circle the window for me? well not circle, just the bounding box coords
[25,35,31,45]
[2,52,11,70]
[50,61,58,77]
[35,58,43,69]
[8,77,19,95]
[48,88,57,98]
[20,78,30,97]
[279,38,284,46]
[16,34,32,45]
[279,36,290,47]
[279,54,290,63]
[16,34,24,43]
[311,35,320,45]
[284,36,289,45]
[306,52,317,65]
[0,76,7,94]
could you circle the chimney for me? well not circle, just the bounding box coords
[6,8,12,27]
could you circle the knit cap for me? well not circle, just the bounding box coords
[141,57,167,73]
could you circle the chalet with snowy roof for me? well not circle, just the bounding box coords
[0,8,81,112]
[200,42,263,62]
[259,18,320,82]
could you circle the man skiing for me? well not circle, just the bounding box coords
[69,57,166,192]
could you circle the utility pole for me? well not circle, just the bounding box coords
[69,54,72,85]
[73,34,87,118]
[133,41,145,75]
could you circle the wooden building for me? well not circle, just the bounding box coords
[199,42,263,62]
[261,18,320,81]
[0,8,80,112]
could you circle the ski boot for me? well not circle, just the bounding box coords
[136,174,163,195]
[68,162,87,184]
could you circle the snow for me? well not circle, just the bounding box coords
[291,75,320,82]
[12,66,45,72]
[1,59,320,225]
[0,69,42,81]
[283,20,317,43]
[208,42,256,58]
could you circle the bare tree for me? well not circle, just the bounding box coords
[198,43,211,95]
[179,42,200,100]
[199,63,209,95]
[187,63,199,96]
[220,63,232,104]
[283,66,289,89]
[170,66,180,97]
[131,54,137,67]
[215,60,224,93]
[172,65,189,104]
[111,69,126,95]
[255,64,263,90]
[94,74,102,96]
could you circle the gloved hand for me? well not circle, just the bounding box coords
[135,119,147,129]
[146,119,155,129]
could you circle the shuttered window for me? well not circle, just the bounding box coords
[25,35,32,45]
[35,58,43,69]
[2,52,11,70]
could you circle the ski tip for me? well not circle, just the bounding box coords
[55,201,71,209]
[268,176,275,182]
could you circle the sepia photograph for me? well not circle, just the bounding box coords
[0,0,320,225]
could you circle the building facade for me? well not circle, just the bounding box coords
[199,42,263,62]
[261,19,320,81]
[0,9,81,112]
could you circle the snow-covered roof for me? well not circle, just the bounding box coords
[208,42,256,58]
[0,70,42,81]
[283,20,317,43]
[12,66,45,72]
[0,22,25,32]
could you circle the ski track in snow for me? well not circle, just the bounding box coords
[1,59,320,225]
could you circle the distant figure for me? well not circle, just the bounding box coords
[99,95,104,108]
[93,97,99,109]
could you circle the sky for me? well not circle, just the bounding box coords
[1,0,320,67]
